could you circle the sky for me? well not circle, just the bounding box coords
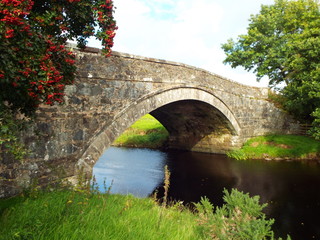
[89,0,275,87]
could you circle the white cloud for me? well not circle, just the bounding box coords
[112,0,224,62]
[88,0,276,87]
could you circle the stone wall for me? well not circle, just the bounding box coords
[0,47,300,198]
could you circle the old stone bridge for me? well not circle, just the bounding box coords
[0,47,300,197]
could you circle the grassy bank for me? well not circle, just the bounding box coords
[0,191,198,240]
[0,187,289,240]
[228,134,320,160]
[113,114,169,148]
[112,115,320,161]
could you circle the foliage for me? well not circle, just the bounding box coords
[0,0,117,115]
[227,134,320,160]
[221,0,320,136]
[267,90,287,110]
[282,80,320,122]
[0,0,117,158]
[309,108,320,139]
[0,187,288,240]
[113,114,169,148]
[195,189,291,240]
[222,0,320,88]
[0,108,29,160]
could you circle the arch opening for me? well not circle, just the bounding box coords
[112,114,169,149]
[76,87,242,175]
[150,100,239,153]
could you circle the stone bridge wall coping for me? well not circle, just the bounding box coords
[66,43,268,93]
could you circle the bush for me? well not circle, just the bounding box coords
[310,108,320,140]
[194,188,291,240]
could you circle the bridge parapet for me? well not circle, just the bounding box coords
[75,47,269,99]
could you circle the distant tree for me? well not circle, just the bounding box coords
[0,0,117,157]
[221,0,320,138]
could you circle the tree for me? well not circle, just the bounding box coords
[0,0,117,157]
[0,0,117,115]
[221,0,320,138]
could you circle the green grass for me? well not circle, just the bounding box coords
[113,114,169,148]
[0,188,288,240]
[0,190,200,240]
[228,134,320,160]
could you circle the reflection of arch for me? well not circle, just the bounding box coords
[76,87,241,173]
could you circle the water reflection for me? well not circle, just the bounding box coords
[93,147,166,197]
[93,147,320,240]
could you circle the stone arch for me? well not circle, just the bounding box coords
[76,86,241,176]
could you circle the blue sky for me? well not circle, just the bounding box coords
[89,0,275,87]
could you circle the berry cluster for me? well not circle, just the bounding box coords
[0,0,116,114]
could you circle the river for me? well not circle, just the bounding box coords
[93,146,320,240]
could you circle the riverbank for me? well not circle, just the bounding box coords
[112,114,169,149]
[227,134,320,161]
[0,187,288,239]
[113,114,320,161]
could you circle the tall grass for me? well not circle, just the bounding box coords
[0,190,200,240]
[113,114,169,148]
[228,134,320,160]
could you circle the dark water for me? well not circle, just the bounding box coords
[93,147,320,240]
